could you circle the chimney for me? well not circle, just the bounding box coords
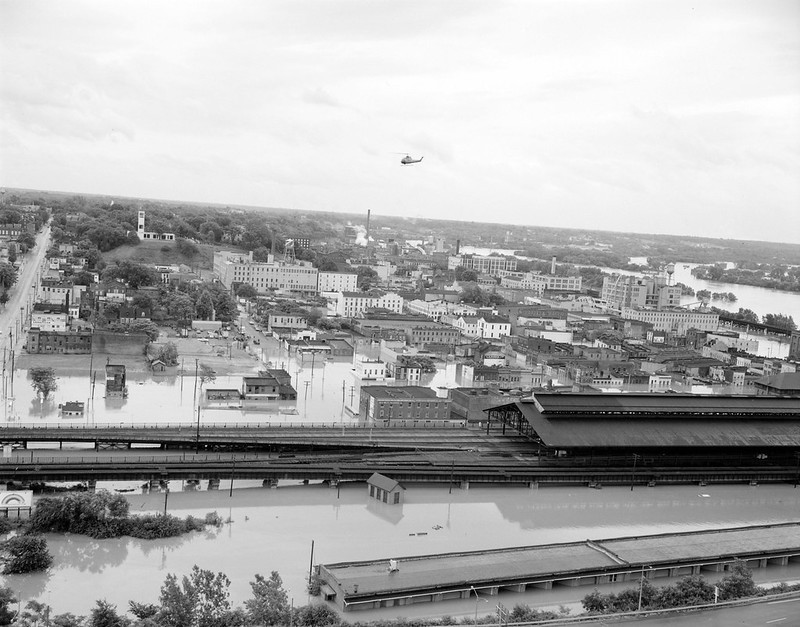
[366,209,371,258]
[456,239,460,255]
[551,256,557,274]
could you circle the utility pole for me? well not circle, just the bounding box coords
[195,404,201,454]
[193,358,199,402]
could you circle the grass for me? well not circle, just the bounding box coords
[101,239,218,270]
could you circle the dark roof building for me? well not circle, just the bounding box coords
[753,373,800,397]
[486,393,800,454]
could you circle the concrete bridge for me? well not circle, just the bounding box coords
[0,449,797,487]
[0,422,528,453]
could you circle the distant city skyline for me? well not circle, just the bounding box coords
[1,0,798,244]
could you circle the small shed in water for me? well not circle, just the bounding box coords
[367,473,405,505]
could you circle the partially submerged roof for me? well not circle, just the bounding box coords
[321,523,800,601]
[367,473,404,492]
[487,393,800,448]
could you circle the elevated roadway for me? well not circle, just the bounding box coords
[0,422,534,453]
[0,449,797,486]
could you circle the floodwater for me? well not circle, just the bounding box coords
[4,339,396,426]
[3,481,800,621]
[608,261,800,327]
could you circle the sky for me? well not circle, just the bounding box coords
[1,0,799,244]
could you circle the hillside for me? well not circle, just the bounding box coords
[101,239,219,270]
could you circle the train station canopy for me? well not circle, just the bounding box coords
[486,393,800,448]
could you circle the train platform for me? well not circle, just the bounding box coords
[318,522,800,611]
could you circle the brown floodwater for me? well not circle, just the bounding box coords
[2,481,799,622]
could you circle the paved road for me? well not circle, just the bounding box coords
[0,223,50,357]
[620,595,800,626]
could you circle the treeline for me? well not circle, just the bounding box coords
[692,263,800,293]
[711,307,797,332]
[45,195,342,256]
[0,566,570,627]
[582,560,795,615]
[696,290,737,302]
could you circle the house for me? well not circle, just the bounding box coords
[31,303,69,332]
[477,315,511,340]
[105,364,127,397]
[150,359,167,373]
[366,473,405,505]
[119,305,152,324]
[58,401,85,418]
[242,369,297,400]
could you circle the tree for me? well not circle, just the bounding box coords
[168,292,195,322]
[155,342,179,366]
[245,572,290,626]
[717,560,758,600]
[158,566,232,627]
[29,367,58,400]
[72,271,95,286]
[0,292,7,307]
[0,264,16,290]
[235,284,258,299]
[52,613,85,627]
[762,313,796,332]
[356,266,379,291]
[1,534,53,574]
[131,293,154,311]
[128,601,158,621]
[176,239,199,258]
[16,600,51,627]
[102,261,157,289]
[128,320,160,342]
[195,290,215,320]
[0,586,17,626]
[89,600,127,627]
[199,364,216,388]
[292,604,340,626]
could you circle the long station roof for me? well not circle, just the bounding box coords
[490,393,800,448]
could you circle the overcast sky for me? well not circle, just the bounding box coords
[2,0,799,243]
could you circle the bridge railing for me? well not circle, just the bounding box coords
[0,420,467,430]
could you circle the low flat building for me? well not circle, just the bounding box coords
[359,386,451,423]
[26,329,92,354]
[242,369,297,400]
[31,303,69,332]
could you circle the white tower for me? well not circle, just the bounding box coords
[137,211,146,238]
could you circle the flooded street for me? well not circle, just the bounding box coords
[3,481,800,620]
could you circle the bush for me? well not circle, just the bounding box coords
[2,534,53,574]
[28,491,217,540]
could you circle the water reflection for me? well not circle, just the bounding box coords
[2,483,799,616]
[48,534,128,574]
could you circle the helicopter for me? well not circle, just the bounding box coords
[392,152,424,165]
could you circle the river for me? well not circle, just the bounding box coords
[3,481,799,621]
[460,246,800,323]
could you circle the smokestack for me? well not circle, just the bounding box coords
[551,256,557,274]
[366,209,371,258]
[456,239,460,255]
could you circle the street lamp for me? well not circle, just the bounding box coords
[630,453,640,492]
[637,565,654,611]
[470,587,488,624]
